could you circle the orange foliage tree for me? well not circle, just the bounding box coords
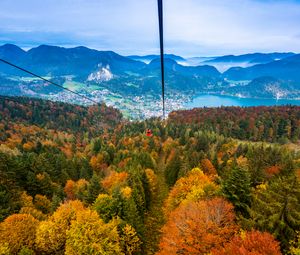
[201,158,217,176]
[0,214,39,254]
[64,180,76,200]
[157,197,238,255]
[64,179,89,200]
[264,165,281,179]
[211,230,282,255]
[90,153,107,173]
[164,168,219,213]
[101,171,128,193]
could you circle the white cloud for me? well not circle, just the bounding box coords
[0,0,300,56]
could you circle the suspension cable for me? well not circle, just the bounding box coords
[157,0,165,119]
[0,58,98,105]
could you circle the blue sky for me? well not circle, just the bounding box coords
[0,0,300,56]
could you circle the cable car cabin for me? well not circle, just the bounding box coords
[146,129,153,137]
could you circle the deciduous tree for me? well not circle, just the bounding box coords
[0,214,39,254]
[211,230,282,255]
[158,198,238,255]
[164,168,219,213]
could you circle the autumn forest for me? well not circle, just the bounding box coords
[1,97,300,255]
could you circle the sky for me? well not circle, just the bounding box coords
[0,0,300,57]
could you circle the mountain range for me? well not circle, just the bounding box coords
[0,43,300,103]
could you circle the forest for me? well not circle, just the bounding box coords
[0,97,300,255]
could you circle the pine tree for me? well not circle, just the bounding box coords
[245,176,300,252]
[165,150,181,186]
[85,174,103,204]
[246,145,267,185]
[222,166,251,216]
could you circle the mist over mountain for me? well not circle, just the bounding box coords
[128,54,186,64]
[0,44,299,117]
[184,52,296,72]
[223,54,300,82]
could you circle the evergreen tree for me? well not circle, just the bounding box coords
[92,138,102,154]
[222,166,251,216]
[246,145,267,185]
[51,194,62,213]
[85,174,103,204]
[165,150,182,186]
[245,176,300,252]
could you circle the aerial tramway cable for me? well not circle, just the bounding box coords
[0,58,98,105]
[1,1,166,116]
[157,0,165,119]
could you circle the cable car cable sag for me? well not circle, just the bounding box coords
[0,58,98,105]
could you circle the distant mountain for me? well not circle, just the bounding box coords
[146,58,220,77]
[104,58,222,95]
[206,53,295,64]
[0,44,146,77]
[0,43,26,60]
[128,54,186,64]
[0,44,300,103]
[223,76,299,99]
[223,54,300,81]
[200,52,295,72]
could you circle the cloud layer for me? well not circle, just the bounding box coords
[0,0,300,56]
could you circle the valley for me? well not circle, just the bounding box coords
[0,44,300,119]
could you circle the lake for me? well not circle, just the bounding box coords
[184,94,300,108]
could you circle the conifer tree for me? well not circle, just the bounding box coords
[85,174,103,204]
[165,150,181,186]
[222,166,251,216]
[245,176,300,251]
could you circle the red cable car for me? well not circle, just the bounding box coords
[146,129,153,137]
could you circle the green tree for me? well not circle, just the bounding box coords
[222,166,251,216]
[93,194,117,222]
[245,176,300,252]
[165,150,181,186]
[85,174,103,204]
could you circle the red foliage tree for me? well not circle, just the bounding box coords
[211,230,282,255]
[157,197,238,255]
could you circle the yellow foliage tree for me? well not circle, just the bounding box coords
[19,192,33,207]
[19,192,47,220]
[65,210,123,255]
[145,168,158,195]
[35,200,85,254]
[90,153,105,173]
[102,171,128,193]
[0,214,39,254]
[0,243,10,255]
[120,224,142,255]
[164,168,219,214]
[121,186,132,199]
[19,206,46,221]
[34,194,52,214]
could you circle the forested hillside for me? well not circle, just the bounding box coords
[1,98,300,255]
[169,106,300,143]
